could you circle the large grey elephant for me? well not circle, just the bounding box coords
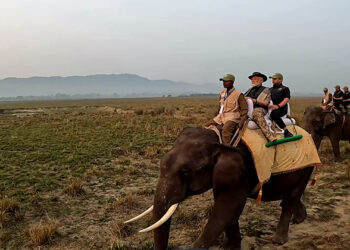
[126,127,315,249]
[303,106,350,160]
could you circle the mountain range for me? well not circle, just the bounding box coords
[0,74,220,98]
[0,74,321,100]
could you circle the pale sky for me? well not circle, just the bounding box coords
[1,0,349,93]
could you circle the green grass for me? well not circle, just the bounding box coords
[0,97,215,248]
[0,97,349,249]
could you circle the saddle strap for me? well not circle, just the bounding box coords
[208,125,222,144]
[230,120,248,147]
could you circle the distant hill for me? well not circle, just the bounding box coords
[0,74,221,99]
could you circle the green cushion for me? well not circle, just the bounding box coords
[265,134,303,148]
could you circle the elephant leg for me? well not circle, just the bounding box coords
[273,199,293,244]
[193,187,247,248]
[273,167,313,245]
[313,134,323,150]
[329,136,341,160]
[292,199,307,224]
[223,222,241,250]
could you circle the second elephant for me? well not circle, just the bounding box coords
[303,106,350,160]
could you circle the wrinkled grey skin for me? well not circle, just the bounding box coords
[152,127,314,250]
[303,106,350,160]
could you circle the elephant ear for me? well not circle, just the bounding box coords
[323,112,336,128]
[212,144,245,189]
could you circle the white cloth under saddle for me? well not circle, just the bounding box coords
[246,100,296,133]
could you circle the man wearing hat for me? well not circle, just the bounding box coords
[320,87,333,111]
[205,74,248,144]
[333,85,344,111]
[343,86,350,114]
[244,72,274,141]
[268,73,293,138]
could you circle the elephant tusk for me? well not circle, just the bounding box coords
[124,206,154,224]
[139,203,178,233]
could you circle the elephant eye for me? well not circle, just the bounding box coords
[180,168,191,177]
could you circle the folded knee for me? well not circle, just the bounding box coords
[270,111,278,119]
[252,112,263,120]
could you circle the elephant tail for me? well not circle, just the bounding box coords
[256,183,263,204]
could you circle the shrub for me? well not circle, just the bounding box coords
[27,218,59,246]
[0,198,20,228]
[62,178,85,196]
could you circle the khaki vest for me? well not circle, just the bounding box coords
[213,89,242,124]
[321,92,332,110]
[322,92,331,104]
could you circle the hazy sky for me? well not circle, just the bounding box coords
[1,0,349,93]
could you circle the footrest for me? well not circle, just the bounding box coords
[265,134,303,148]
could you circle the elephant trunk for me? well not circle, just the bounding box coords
[304,125,311,134]
[153,179,172,250]
[302,121,313,134]
[153,207,172,250]
[302,122,323,149]
[124,176,179,249]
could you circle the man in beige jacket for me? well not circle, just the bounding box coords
[206,74,248,144]
[320,87,333,111]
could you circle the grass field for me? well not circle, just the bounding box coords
[0,97,349,249]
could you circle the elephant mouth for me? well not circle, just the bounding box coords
[124,203,179,233]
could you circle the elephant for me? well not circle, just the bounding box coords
[303,106,350,160]
[126,127,315,250]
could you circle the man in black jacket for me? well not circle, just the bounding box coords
[333,85,344,111]
[268,73,293,138]
[343,86,350,114]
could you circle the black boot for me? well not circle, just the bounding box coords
[284,129,293,138]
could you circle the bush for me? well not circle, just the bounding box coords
[61,178,85,196]
[0,198,20,227]
[135,109,144,115]
[27,218,59,246]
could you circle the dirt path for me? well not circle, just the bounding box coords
[240,194,350,250]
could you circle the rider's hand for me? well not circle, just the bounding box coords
[269,105,279,110]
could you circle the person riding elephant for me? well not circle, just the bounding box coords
[333,85,344,111]
[342,86,350,115]
[320,87,333,111]
[303,106,350,160]
[268,73,293,138]
[205,74,248,145]
[125,127,316,249]
[245,72,275,141]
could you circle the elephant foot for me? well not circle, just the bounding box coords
[334,157,342,162]
[185,248,209,250]
[292,211,307,224]
[192,240,211,250]
[272,233,288,245]
[222,239,241,250]
[292,204,307,224]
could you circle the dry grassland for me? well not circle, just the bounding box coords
[0,97,349,249]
